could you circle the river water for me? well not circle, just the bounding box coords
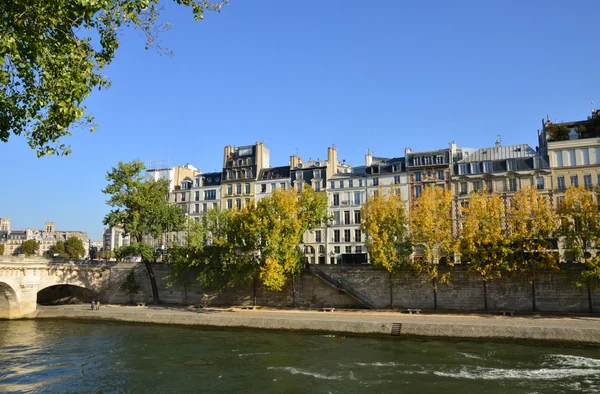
[0,320,599,393]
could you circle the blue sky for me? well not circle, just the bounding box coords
[1,0,599,240]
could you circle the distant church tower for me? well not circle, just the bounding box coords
[45,222,55,233]
[0,218,9,232]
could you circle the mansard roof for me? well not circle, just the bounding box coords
[258,166,291,180]
[459,144,536,163]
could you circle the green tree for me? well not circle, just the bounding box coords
[103,159,184,303]
[409,186,457,309]
[21,240,40,256]
[0,244,4,256]
[556,186,600,312]
[459,190,511,310]
[508,186,559,311]
[1,0,226,157]
[49,241,69,258]
[361,187,412,307]
[65,237,86,259]
[120,270,141,304]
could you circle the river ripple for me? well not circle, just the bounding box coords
[1,320,599,393]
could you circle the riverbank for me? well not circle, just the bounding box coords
[27,304,600,345]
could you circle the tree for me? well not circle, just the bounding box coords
[65,237,86,259]
[508,186,559,311]
[556,186,600,312]
[409,186,457,309]
[1,0,226,157]
[459,190,511,310]
[103,159,184,303]
[21,240,40,256]
[0,244,4,256]
[49,241,69,258]
[361,187,412,307]
[120,270,141,304]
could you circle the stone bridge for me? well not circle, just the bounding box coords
[0,256,108,319]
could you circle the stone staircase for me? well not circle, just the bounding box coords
[307,265,374,309]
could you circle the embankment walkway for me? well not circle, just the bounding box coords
[29,305,600,345]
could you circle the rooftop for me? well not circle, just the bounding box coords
[458,144,537,162]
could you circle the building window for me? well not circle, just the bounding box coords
[319,245,325,254]
[245,198,250,206]
[356,245,362,253]
[227,171,232,180]
[570,175,578,187]
[181,193,186,202]
[354,210,361,224]
[355,229,361,242]
[344,211,351,225]
[584,174,592,188]
[568,150,576,166]
[423,156,431,165]
[227,185,232,195]
[204,190,216,200]
[394,176,401,185]
[340,181,344,188]
[437,171,445,180]
[372,178,379,186]
[557,196,565,207]
[195,204,200,213]
[333,211,340,225]
[235,199,241,210]
[354,192,361,205]
[458,163,468,175]
[236,183,242,194]
[297,183,303,191]
[333,193,340,206]
[485,180,493,192]
[261,184,267,193]
[557,176,566,190]
[415,185,422,198]
[483,162,492,173]
[359,179,364,187]
[271,183,276,191]
[296,171,303,181]
[334,246,340,254]
[537,177,545,190]
[471,163,480,174]
[227,200,233,209]
[330,181,335,189]
[345,246,352,253]
[203,203,208,212]
[280,182,286,190]
[344,230,351,242]
[473,181,482,191]
[245,169,252,178]
[349,180,354,187]
[413,156,421,166]
[435,155,444,164]
[314,169,322,178]
[415,173,423,182]
[245,183,251,194]
[334,230,340,243]
[315,231,322,243]
[195,191,200,201]
[213,202,218,209]
[509,178,517,192]
[460,182,467,195]
[507,159,516,171]
[314,182,321,192]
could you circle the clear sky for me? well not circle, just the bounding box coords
[1,0,599,240]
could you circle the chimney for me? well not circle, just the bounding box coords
[495,140,501,148]
[289,154,302,168]
[327,146,338,180]
[365,149,373,167]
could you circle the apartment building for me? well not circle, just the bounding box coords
[221,143,270,210]
[255,166,291,201]
[189,172,222,219]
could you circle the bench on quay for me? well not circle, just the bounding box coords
[136,302,146,308]
[404,309,421,314]
[500,311,515,316]
[319,307,336,312]
[240,306,258,310]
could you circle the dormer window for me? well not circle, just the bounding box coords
[470,163,480,174]
[297,163,303,169]
[314,169,322,178]
[483,161,492,173]
[458,163,468,175]
[373,166,380,174]
[506,159,516,171]
[435,155,444,164]
[413,157,421,166]
[296,171,303,181]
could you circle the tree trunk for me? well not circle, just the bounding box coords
[432,278,438,310]
[252,276,257,307]
[531,280,536,312]
[389,271,394,309]
[588,285,593,314]
[292,276,296,308]
[483,279,488,312]
[144,261,160,304]
[183,279,188,304]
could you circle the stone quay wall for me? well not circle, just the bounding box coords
[101,263,600,313]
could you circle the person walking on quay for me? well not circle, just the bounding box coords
[96,300,101,311]
[91,300,96,311]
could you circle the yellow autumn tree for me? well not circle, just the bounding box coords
[508,185,559,311]
[556,186,600,312]
[361,187,412,273]
[409,186,457,296]
[460,190,511,279]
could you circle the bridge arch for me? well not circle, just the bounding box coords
[37,283,98,305]
[0,282,20,319]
